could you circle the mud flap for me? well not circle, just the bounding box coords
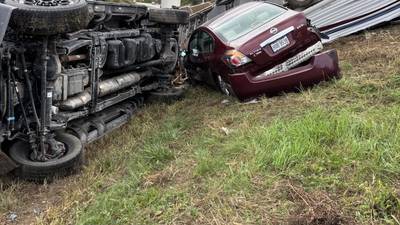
[0,150,17,175]
[0,3,15,44]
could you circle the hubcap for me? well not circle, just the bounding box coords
[217,75,231,96]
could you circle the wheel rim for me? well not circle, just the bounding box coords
[30,140,67,162]
[15,0,78,6]
[9,133,82,167]
[217,75,231,96]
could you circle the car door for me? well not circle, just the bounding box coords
[186,30,216,86]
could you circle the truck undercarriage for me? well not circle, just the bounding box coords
[0,0,188,181]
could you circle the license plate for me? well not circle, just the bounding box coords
[270,36,290,53]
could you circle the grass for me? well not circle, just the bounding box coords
[2,26,400,224]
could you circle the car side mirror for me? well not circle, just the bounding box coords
[191,48,199,57]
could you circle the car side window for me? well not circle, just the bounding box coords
[189,32,198,51]
[189,31,214,56]
[188,32,200,57]
[198,31,214,54]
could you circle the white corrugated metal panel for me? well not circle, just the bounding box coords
[323,3,400,42]
[303,0,400,43]
[304,0,398,28]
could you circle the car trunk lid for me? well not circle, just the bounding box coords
[230,11,320,73]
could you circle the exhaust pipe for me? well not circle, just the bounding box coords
[60,70,151,110]
[0,151,17,175]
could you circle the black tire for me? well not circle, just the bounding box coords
[148,87,185,103]
[286,0,314,8]
[5,0,91,35]
[8,132,83,182]
[148,8,189,25]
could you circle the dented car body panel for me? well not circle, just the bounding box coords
[185,1,340,100]
[228,49,340,99]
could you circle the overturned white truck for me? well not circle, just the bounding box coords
[0,0,188,181]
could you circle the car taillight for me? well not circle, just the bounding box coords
[223,50,252,68]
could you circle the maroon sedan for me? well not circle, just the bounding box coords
[184,1,340,100]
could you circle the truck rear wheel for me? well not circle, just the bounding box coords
[5,0,90,35]
[8,132,83,182]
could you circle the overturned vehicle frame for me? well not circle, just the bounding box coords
[0,0,188,180]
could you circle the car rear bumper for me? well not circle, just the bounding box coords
[227,49,340,100]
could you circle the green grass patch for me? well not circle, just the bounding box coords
[69,95,400,224]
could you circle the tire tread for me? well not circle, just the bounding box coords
[5,0,90,35]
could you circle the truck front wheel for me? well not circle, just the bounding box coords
[8,132,84,182]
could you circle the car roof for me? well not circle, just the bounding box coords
[201,1,286,31]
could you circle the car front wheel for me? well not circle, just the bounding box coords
[216,75,235,97]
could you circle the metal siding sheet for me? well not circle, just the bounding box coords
[323,3,400,43]
[303,0,400,42]
[305,0,398,27]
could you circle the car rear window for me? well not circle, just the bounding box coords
[214,3,287,42]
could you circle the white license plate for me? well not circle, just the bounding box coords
[270,36,290,53]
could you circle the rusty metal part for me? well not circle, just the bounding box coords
[0,151,17,175]
[60,54,88,63]
[172,59,188,86]
[181,2,214,16]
